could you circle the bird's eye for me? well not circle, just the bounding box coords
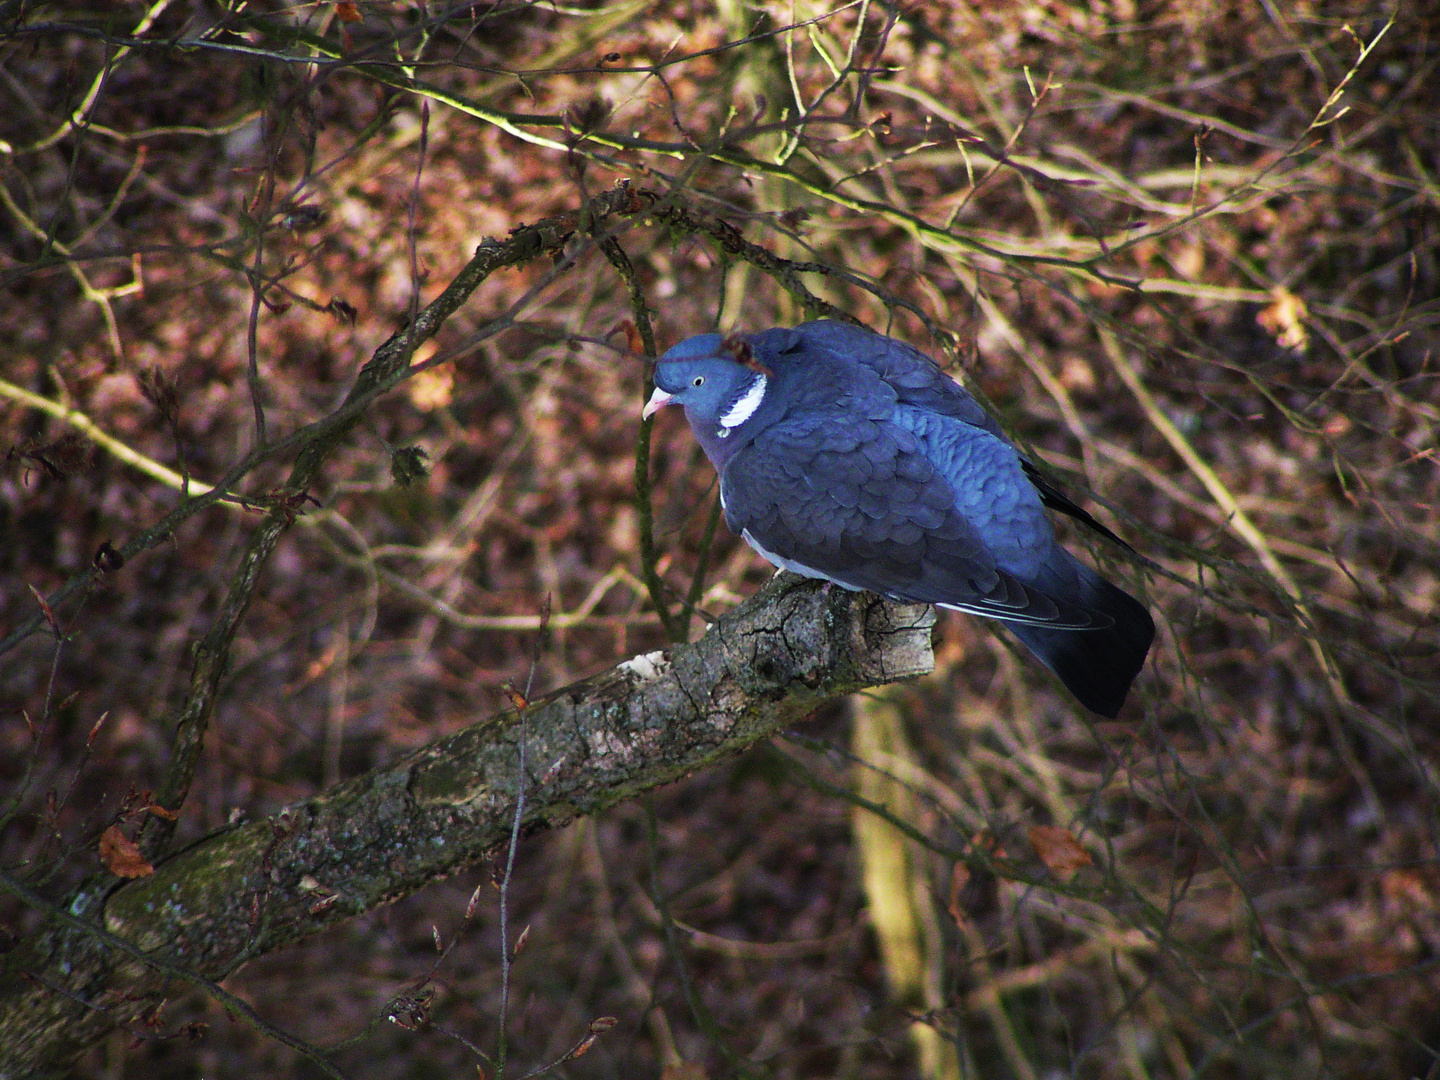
[692,376,705,387]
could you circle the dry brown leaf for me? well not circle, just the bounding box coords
[946,862,971,927]
[1381,868,1433,909]
[612,317,644,356]
[99,825,154,878]
[1028,825,1092,883]
[1257,287,1309,351]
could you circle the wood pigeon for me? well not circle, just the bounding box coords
[642,320,1155,718]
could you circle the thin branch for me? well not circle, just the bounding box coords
[0,182,650,661]
[601,233,684,642]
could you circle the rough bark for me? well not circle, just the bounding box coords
[0,576,933,1077]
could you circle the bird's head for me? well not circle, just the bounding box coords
[643,334,776,461]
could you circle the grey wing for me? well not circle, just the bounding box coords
[719,412,1102,627]
[788,322,1136,551]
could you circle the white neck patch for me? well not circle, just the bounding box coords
[716,373,767,437]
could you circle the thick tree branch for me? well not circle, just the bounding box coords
[0,576,932,1077]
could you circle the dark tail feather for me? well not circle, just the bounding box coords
[1006,569,1154,718]
[1021,461,1135,553]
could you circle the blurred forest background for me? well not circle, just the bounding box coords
[2,0,1438,1076]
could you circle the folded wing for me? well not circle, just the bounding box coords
[720,410,1107,629]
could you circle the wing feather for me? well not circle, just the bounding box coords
[720,412,1104,628]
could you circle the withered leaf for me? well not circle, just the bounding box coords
[99,825,154,878]
[1028,825,1092,883]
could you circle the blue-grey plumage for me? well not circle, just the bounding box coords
[643,320,1155,717]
